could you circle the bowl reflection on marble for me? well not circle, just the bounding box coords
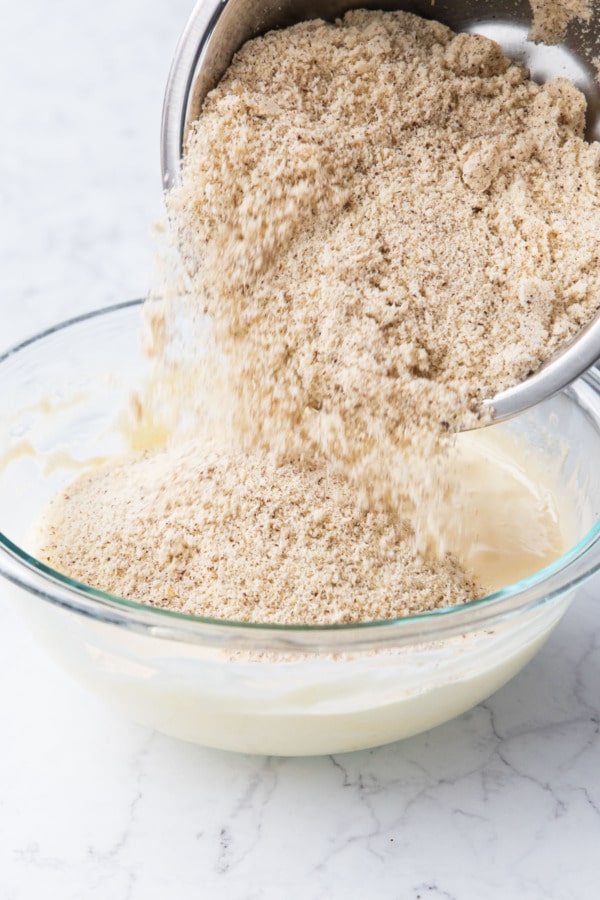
[1,301,600,756]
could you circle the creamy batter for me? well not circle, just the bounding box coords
[446,430,568,593]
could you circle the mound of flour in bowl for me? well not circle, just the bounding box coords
[35,441,481,624]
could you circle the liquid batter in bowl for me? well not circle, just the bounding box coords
[1,303,600,754]
[443,429,571,593]
[10,411,593,754]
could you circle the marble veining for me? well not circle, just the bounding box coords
[1,1,600,898]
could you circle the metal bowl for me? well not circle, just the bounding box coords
[160,0,600,423]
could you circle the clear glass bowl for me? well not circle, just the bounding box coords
[1,301,600,755]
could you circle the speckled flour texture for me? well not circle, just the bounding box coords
[36,442,480,624]
[528,0,592,43]
[166,10,600,509]
[37,11,600,623]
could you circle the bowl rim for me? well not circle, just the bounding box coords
[1,300,600,652]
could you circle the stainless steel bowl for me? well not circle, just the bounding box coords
[160,0,600,424]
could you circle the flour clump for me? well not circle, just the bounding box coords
[167,10,600,509]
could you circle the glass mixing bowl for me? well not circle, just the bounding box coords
[1,300,600,756]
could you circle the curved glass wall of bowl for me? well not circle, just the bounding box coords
[160,0,600,425]
[2,303,600,752]
[1,301,600,655]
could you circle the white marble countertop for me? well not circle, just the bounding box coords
[1,2,600,898]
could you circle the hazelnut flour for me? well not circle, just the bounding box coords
[529,0,593,44]
[37,11,600,624]
[37,442,479,624]
[166,10,600,510]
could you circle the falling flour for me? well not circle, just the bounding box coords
[37,10,600,622]
[166,10,600,510]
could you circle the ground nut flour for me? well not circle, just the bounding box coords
[528,0,593,44]
[37,11,600,622]
[36,442,480,624]
[166,10,600,511]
